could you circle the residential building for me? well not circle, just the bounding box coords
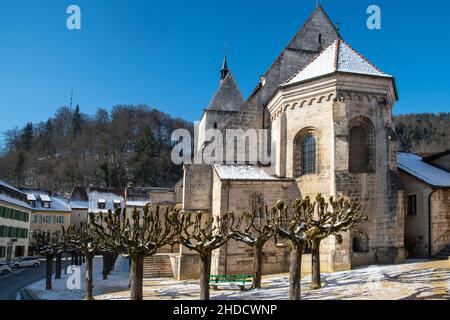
[21,189,71,234]
[0,181,32,262]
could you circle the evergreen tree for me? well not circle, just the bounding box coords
[14,152,26,185]
[20,122,33,151]
[71,105,82,135]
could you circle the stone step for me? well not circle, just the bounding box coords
[143,255,174,279]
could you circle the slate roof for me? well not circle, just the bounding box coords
[284,38,391,86]
[206,72,244,112]
[398,153,450,188]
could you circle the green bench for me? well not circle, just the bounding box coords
[209,274,253,291]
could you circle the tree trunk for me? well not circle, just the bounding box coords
[55,253,62,279]
[82,254,86,264]
[289,243,303,300]
[109,254,114,271]
[70,252,74,266]
[85,253,95,300]
[253,245,263,289]
[311,238,322,290]
[74,252,79,266]
[102,254,108,280]
[199,252,211,301]
[46,255,54,290]
[64,253,67,275]
[130,254,145,300]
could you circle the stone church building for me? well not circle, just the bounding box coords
[166,5,448,280]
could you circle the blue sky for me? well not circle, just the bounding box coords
[0,0,449,134]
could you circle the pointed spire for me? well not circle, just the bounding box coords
[221,54,229,80]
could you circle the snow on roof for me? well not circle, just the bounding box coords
[0,193,33,210]
[126,200,150,207]
[69,200,89,210]
[398,153,450,187]
[21,190,72,212]
[284,38,391,86]
[27,194,37,201]
[0,180,26,196]
[89,191,125,213]
[213,164,287,181]
[40,194,51,202]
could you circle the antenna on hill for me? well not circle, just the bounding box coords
[69,89,74,109]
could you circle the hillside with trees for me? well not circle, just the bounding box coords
[394,113,449,155]
[0,105,192,195]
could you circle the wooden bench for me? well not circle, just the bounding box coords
[209,274,253,291]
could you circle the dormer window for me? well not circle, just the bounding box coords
[98,199,106,210]
[113,200,121,209]
[40,194,51,209]
[27,194,37,208]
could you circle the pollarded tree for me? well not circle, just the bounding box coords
[305,194,365,290]
[231,206,278,289]
[89,206,177,300]
[64,223,100,300]
[170,211,235,301]
[30,230,64,290]
[274,200,311,301]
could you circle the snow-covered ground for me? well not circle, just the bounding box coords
[27,258,450,300]
[98,259,450,301]
[26,256,130,300]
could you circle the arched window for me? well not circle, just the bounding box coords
[302,135,317,175]
[349,118,374,173]
[294,129,319,177]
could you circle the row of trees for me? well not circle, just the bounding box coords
[31,194,365,301]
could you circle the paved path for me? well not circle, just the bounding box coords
[0,261,46,300]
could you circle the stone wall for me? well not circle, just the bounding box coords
[210,179,296,276]
[182,164,212,211]
[431,189,450,255]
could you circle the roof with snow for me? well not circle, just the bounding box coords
[21,190,72,212]
[88,190,125,214]
[0,193,33,210]
[398,153,450,188]
[213,164,290,181]
[284,38,391,86]
[206,72,244,112]
[69,200,89,210]
[0,180,27,197]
